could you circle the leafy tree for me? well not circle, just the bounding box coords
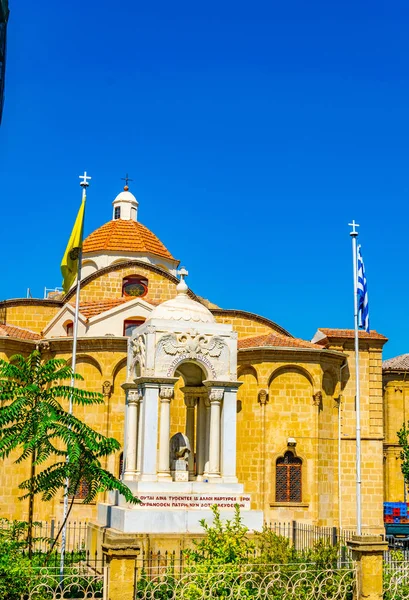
[0,519,33,600]
[184,504,255,565]
[0,350,138,556]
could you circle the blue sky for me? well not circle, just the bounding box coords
[0,1,408,359]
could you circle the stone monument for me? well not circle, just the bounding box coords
[97,268,263,534]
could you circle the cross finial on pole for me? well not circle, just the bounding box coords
[79,171,91,188]
[349,220,360,237]
[121,173,133,189]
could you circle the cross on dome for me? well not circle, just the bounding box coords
[121,173,133,191]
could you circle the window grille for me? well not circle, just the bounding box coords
[70,478,90,500]
[276,451,302,502]
[114,206,121,219]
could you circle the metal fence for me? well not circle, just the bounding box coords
[20,565,106,600]
[1,519,357,555]
[0,519,88,552]
[384,560,409,599]
[134,563,356,600]
[266,521,355,552]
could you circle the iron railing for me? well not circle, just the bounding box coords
[0,519,88,552]
[20,565,106,600]
[266,521,355,551]
[134,563,356,600]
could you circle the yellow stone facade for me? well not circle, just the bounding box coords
[383,368,409,503]
[0,189,393,536]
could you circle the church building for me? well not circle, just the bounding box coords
[0,183,395,535]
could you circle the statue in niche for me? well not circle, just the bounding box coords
[170,432,190,481]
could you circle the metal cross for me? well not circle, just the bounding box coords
[121,173,133,187]
[348,220,360,236]
[79,171,92,187]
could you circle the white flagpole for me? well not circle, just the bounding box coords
[59,172,91,579]
[349,219,362,535]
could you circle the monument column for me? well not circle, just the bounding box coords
[183,388,199,478]
[158,385,174,480]
[220,383,241,483]
[207,388,224,478]
[136,388,144,476]
[138,380,160,482]
[195,391,208,480]
[121,385,141,481]
[203,396,211,475]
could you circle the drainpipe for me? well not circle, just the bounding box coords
[258,389,268,514]
[339,360,348,533]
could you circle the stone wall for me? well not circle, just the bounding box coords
[383,374,409,502]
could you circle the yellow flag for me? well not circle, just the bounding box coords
[60,196,86,293]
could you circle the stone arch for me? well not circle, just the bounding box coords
[173,359,209,385]
[268,364,318,391]
[67,354,103,375]
[267,366,315,442]
[111,357,127,381]
[322,366,340,399]
[237,364,259,382]
[112,358,127,405]
[81,259,98,278]
[237,364,259,410]
[64,260,201,302]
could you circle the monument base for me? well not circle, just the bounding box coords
[98,502,264,534]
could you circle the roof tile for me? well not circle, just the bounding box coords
[0,324,41,340]
[383,354,409,371]
[83,220,174,260]
[72,297,160,319]
[238,332,323,350]
[316,328,387,341]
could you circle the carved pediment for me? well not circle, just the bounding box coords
[157,330,226,359]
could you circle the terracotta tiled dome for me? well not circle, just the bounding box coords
[83,219,174,260]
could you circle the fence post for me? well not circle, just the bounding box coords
[102,531,140,600]
[347,535,388,600]
[292,521,297,550]
[332,526,338,547]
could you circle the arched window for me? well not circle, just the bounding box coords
[65,321,74,336]
[122,276,148,298]
[276,451,302,503]
[123,319,145,337]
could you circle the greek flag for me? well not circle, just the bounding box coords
[357,245,370,332]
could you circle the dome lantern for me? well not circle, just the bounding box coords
[112,184,139,222]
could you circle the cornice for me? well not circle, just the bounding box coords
[238,346,346,364]
[325,338,387,351]
[45,337,128,353]
[0,338,37,352]
[0,298,63,309]
[211,309,293,338]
